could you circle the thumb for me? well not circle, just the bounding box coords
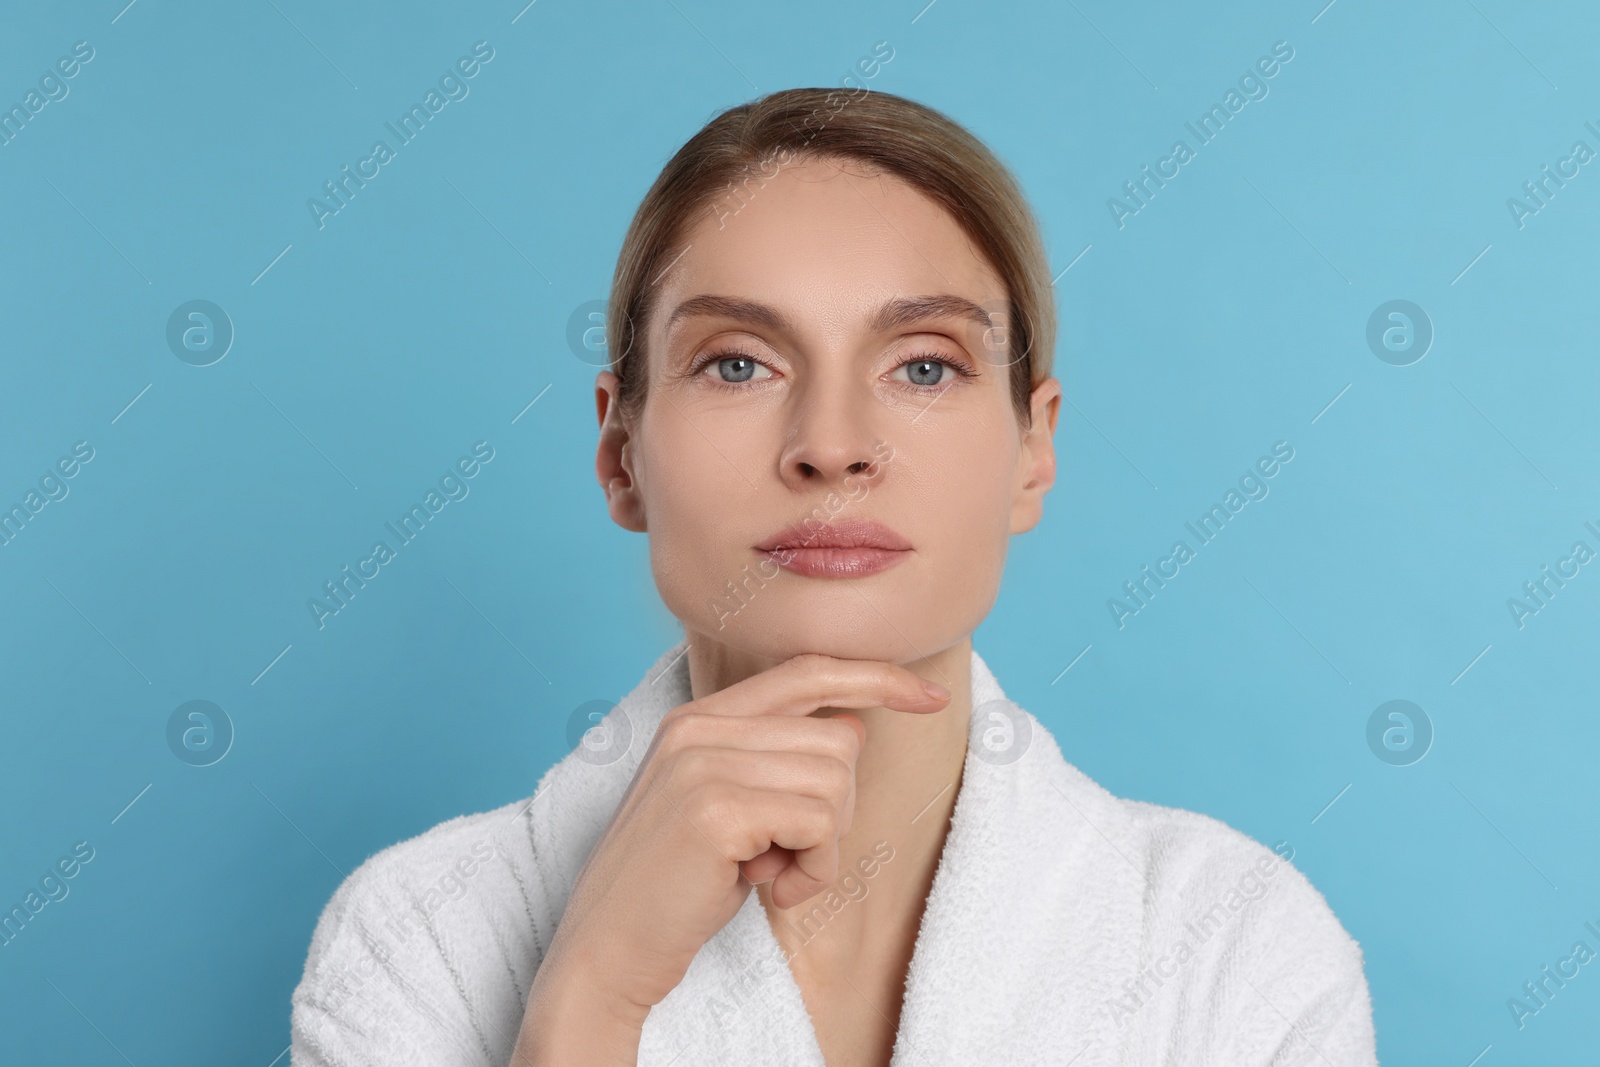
[739,844,793,886]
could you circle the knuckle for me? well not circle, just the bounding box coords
[824,758,854,799]
[692,783,767,858]
[805,795,841,840]
[657,709,709,751]
[683,779,736,827]
[825,718,862,759]
[654,708,686,749]
[668,744,714,785]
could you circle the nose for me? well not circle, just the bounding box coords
[777,377,885,487]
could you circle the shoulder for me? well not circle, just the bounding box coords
[1120,796,1322,924]
[289,797,554,1067]
[1108,792,1377,1062]
[1118,796,1359,963]
[1044,759,1358,961]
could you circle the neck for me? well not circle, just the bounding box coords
[682,632,975,972]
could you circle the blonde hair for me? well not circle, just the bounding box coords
[606,86,1056,428]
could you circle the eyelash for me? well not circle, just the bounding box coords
[686,348,978,394]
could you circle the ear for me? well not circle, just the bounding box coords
[596,371,647,533]
[1010,376,1061,535]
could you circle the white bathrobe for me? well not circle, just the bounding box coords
[290,640,1377,1066]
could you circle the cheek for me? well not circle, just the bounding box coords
[638,417,751,612]
[901,429,1016,609]
[922,429,1018,544]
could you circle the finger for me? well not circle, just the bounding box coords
[658,711,863,765]
[701,787,839,870]
[770,859,831,910]
[663,747,855,812]
[764,795,842,894]
[691,789,845,909]
[695,654,951,720]
[821,710,867,752]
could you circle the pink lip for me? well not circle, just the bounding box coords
[755,520,912,578]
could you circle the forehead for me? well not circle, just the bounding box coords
[651,157,1006,342]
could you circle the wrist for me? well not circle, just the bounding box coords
[517,960,649,1065]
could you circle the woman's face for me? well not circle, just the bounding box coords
[596,156,1059,665]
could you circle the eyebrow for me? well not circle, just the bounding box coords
[663,293,997,339]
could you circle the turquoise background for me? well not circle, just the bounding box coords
[2,0,1597,1062]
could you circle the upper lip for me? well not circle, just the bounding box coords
[756,518,911,552]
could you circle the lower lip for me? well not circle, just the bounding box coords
[760,546,910,578]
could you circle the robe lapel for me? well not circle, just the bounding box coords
[886,655,1146,1066]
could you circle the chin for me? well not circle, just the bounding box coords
[671,577,985,667]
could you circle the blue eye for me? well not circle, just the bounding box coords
[892,354,976,390]
[714,356,759,383]
[697,351,775,385]
[900,359,947,387]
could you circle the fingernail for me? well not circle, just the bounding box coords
[923,680,951,700]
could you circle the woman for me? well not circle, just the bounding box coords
[290,87,1376,1066]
